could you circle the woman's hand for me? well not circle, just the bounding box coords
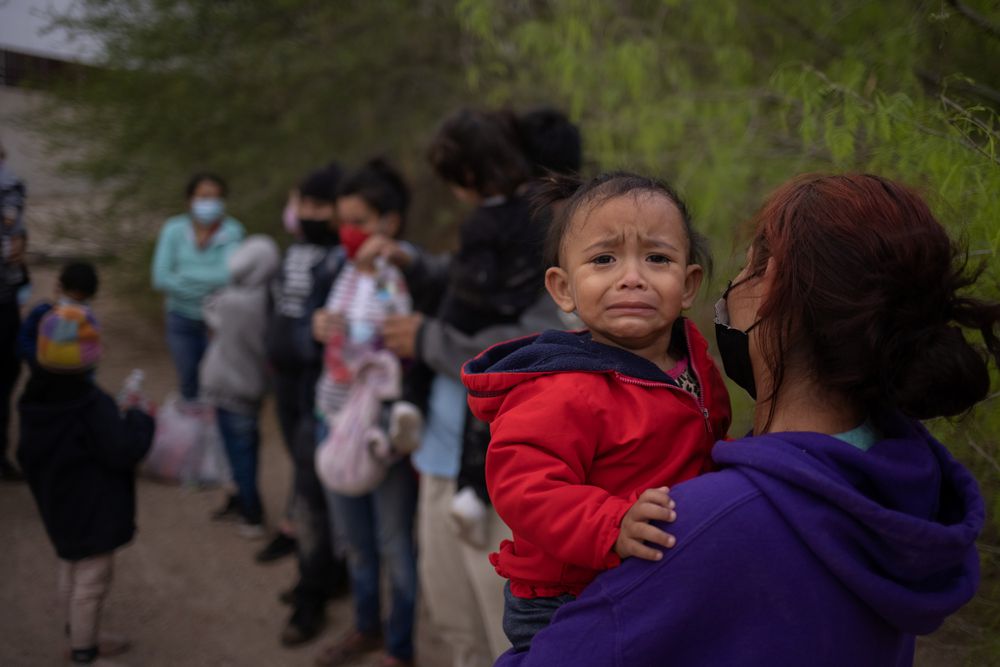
[383,313,424,359]
[312,310,345,343]
[614,487,677,561]
[354,235,414,269]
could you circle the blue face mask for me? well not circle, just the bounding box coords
[191,198,225,225]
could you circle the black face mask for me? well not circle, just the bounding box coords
[299,218,339,246]
[714,280,761,399]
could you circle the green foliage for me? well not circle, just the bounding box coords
[37,0,471,237]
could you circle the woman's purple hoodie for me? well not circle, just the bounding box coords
[496,412,983,667]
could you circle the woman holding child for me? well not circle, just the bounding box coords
[493,173,991,666]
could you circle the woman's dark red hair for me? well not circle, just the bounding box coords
[746,173,1000,423]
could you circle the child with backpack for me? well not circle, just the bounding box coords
[19,261,99,371]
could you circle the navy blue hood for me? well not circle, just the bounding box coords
[463,324,693,387]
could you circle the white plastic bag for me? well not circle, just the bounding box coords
[316,349,400,497]
[143,395,231,487]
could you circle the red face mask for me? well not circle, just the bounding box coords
[339,224,371,260]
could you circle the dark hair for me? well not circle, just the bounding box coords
[428,108,532,197]
[58,261,98,298]
[185,172,228,199]
[337,158,410,234]
[746,173,1000,423]
[538,171,709,271]
[516,107,582,177]
[299,161,343,203]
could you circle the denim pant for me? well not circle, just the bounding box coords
[326,459,418,662]
[165,311,208,401]
[502,581,576,652]
[216,407,262,523]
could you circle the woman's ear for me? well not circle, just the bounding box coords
[544,267,576,313]
[681,264,704,310]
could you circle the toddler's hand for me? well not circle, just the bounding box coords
[614,487,677,561]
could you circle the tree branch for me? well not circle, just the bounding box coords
[946,0,1000,41]
[917,67,1000,107]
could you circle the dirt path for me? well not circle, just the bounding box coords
[0,265,448,667]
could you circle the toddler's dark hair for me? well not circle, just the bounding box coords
[299,161,343,203]
[59,261,98,299]
[746,173,1000,423]
[185,172,228,199]
[428,108,532,197]
[537,171,709,271]
[337,158,410,236]
[516,107,582,177]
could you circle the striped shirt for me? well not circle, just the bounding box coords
[314,261,411,417]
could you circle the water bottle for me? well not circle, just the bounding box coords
[340,319,377,375]
[118,369,147,410]
[374,260,400,318]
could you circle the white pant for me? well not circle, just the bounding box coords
[59,552,115,651]
[418,475,511,667]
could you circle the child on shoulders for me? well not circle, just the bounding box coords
[18,302,154,666]
[18,262,99,371]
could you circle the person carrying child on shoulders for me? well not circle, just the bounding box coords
[461,172,732,651]
[17,302,154,666]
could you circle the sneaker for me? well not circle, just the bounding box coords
[388,402,423,455]
[449,486,489,549]
[63,635,131,660]
[256,533,297,563]
[278,587,296,605]
[281,602,326,646]
[314,630,383,667]
[211,495,243,523]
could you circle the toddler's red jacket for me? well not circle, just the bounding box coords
[462,320,731,598]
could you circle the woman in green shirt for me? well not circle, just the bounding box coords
[151,173,245,400]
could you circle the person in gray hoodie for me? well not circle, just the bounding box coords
[200,234,281,535]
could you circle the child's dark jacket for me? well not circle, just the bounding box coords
[462,320,731,598]
[17,377,154,560]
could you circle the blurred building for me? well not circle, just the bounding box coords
[1,0,103,255]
